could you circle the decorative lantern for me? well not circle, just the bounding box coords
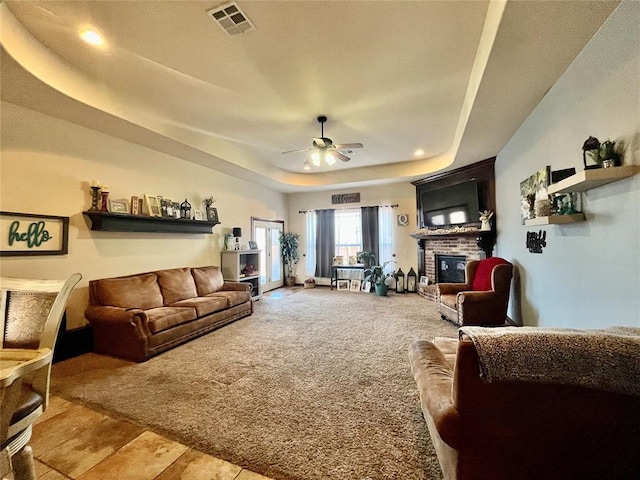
[180,199,191,219]
[396,268,405,294]
[232,227,242,250]
[407,267,417,293]
[582,136,601,170]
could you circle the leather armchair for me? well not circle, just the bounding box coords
[436,257,512,326]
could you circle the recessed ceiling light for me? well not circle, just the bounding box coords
[80,30,105,46]
[414,149,425,157]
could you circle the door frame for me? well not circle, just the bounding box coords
[251,217,285,292]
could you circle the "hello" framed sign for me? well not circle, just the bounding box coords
[0,212,69,256]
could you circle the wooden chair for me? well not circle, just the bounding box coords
[436,258,512,326]
[0,273,81,480]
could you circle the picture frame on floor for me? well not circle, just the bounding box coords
[337,280,350,290]
[350,279,362,292]
[362,281,371,293]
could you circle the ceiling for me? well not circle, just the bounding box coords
[0,1,619,192]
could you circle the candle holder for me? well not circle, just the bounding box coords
[100,190,110,212]
[89,186,101,211]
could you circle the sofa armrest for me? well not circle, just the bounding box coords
[408,340,462,448]
[437,283,471,296]
[221,281,251,293]
[458,291,507,326]
[85,306,151,336]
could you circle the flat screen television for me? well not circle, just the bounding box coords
[421,179,480,228]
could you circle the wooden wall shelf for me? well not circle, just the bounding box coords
[83,211,219,234]
[548,165,638,194]
[524,213,585,226]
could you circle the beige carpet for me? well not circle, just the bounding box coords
[52,288,457,480]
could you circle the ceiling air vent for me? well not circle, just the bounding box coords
[207,2,254,36]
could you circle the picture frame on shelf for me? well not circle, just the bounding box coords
[171,202,180,218]
[348,255,357,265]
[130,196,141,215]
[206,207,218,222]
[350,279,362,292]
[419,275,429,285]
[108,199,129,214]
[194,210,204,220]
[333,256,343,266]
[161,198,173,217]
[248,240,258,250]
[337,280,350,291]
[144,194,161,217]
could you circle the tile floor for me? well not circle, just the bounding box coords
[31,395,274,480]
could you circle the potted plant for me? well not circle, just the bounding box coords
[356,251,376,268]
[364,261,396,296]
[587,139,621,168]
[279,232,300,286]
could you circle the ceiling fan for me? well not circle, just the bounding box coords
[282,116,363,169]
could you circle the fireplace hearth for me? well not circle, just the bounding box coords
[436,254,466,283]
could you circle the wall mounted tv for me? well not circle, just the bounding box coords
[420,179,480,228]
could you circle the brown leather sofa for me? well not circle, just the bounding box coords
[86,266,253,362]
[408,335,640,480]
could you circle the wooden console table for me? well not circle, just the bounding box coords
[330,264,366,290]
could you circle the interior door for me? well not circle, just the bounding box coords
[252,219,284,292]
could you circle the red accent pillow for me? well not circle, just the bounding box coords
[471,257,509,291]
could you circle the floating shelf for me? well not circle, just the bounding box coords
[83,211,219,234]
[524,213,585,226]
[548,165,638,194]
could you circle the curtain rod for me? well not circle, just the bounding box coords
[298,204,398,214]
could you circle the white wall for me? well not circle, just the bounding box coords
[287,183,419,285]
[495,0,639,328]
[0,102,287,328]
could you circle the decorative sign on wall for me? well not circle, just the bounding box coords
[331,193,360,205]
[526,230,546,254]
[397,213,409,226]
[0,212,69,256]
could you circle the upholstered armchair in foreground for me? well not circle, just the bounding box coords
[436,257,512,326]
[409,327,640,480]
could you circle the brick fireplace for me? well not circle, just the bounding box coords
[415,234,485,301]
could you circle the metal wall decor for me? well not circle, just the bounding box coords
[331,193,360,205]
[526,230,547,254]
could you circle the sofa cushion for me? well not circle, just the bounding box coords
[94,273,164,310]
[156,268,198,305]
[192,266,224,296]
[471,257,509,291]
[146,307,197,334]
[171,297,228,317]
[207,290,251,308]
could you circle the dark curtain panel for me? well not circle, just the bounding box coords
[315,209,335,277]
[361,206,379,263]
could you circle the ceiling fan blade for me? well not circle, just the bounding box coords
[313,137,327,148]
[332,151,351,162]
[282,147,311,155]
[333,143,363,150]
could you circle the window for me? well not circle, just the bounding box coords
[335,209,362,260]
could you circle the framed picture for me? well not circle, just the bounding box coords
[397,213,409,226]
[419,275,429,285]
[194,210,204,220]
[171,202,180,218]
[350,279,362,292]
[109,199,129,214]
[348,255,357,265]
[248,240,258,250]
[1,211,69,256]
[144,194,161,217]
[160,198,173,217]
[206,207,218,222]
[337,280,350,291]
[520,165,550,224]
[362,281,371,293]
[333,256,343,266]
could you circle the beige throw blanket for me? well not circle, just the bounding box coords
[459,326,640,396]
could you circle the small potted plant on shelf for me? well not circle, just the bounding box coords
[364,261,396,296]
[356,251,376,268]
[202,196,217,221]
[585,138,622,168]
[279,232,300,287]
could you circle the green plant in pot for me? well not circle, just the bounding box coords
[586,139,621,168]
[356,251,376,268]
[279,232,300,286]
[364,261,396,296]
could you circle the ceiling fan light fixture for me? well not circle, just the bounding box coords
[325,153,336,165]
[311,152,321,166]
